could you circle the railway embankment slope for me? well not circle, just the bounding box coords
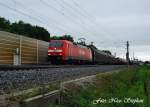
[61,65,150,107]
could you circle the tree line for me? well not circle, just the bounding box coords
[0,17,50,41]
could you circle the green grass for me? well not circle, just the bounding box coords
[62,65,150,107]
[8,82,59,102]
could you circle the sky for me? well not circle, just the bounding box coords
[0,0,150,61]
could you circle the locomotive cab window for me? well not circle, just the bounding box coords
[49,41,63,47]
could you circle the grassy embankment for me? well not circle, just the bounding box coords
[8,82,59,102]
[61,65,150,107]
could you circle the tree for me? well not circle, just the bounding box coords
[10,21,25,35]
[61,35,74,42]
[0,16,50,41]
[144,61,150,65]
[0,17,10,31]
[50,35,74,42]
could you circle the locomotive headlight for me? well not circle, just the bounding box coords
[55,50,62,52]
[48,50,62,52]
[48,50,54,52]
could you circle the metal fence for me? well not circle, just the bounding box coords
[0,31,49,65]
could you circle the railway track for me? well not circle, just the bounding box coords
[0,64,110,71]
[0,65,129,94]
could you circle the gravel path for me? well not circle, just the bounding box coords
[0,65,127,93]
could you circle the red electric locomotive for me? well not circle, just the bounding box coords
[48,40,92,64]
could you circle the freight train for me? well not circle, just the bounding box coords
[48,40,127,64]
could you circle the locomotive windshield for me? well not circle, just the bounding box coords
[49,41,63,47]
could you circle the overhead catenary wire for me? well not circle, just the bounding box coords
[9,0,115,41]
[41,0,101,37]
[57,1,101,29]
[70,0,118,41]
[39,0,93,36]
[31,0,82,35]
[3,1,118,43]
[58,0,117,43]
[0,2,45,25]
[0,1,71,34]
[54,0,101,37]
[10,0,76,34]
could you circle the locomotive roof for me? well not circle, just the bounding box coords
[76,44,90,49]
[93,48,115,57]
[50,40,90,49]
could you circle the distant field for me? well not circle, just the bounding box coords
[58,65,150,107]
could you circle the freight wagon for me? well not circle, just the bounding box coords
[91,47,127,65]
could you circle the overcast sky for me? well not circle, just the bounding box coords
[0,0,150,61]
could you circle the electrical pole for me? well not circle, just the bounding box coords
[126,41,130,64]
[133,52,135,61]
